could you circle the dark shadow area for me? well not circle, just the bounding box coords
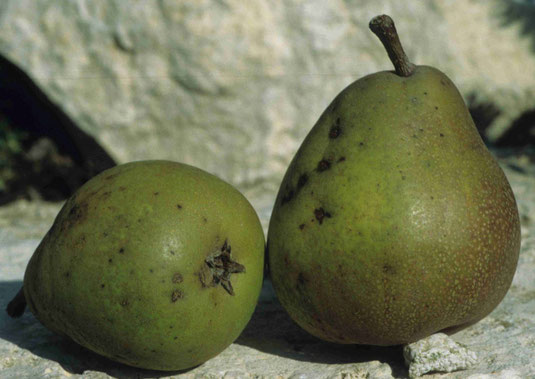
[236,279,408,378]
[466,91,535,157]
[495,108,535,148]
[500,0,535,52]
[467,93,502,143]
[0,281,192,378]
[0,53,116,205]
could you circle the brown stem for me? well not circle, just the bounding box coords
[369,14,415,77]
[6,286,27,318]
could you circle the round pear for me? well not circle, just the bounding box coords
[8,160,265,370]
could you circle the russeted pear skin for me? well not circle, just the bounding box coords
[11,160,265,370]
[267,15,520,345]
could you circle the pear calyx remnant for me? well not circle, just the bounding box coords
[199,240,245,295]
[369,14,415,77]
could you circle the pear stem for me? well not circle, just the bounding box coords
[6,286,27,318]
[369,15,415,77]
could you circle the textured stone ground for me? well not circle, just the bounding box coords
[0,153,534,378]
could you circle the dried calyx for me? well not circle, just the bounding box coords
[199,240,245,295]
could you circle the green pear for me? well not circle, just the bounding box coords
[7,160,264,370]
[267,15,520,345]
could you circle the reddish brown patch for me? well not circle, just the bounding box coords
[317,159,331,172]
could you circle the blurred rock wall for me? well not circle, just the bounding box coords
[0,0,534,208]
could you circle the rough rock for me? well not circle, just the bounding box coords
[0,1,534,202]
[403,333,477,378]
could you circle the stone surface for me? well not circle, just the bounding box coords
[0,153,534,378]
[1,0,534,201]
[403,333,477,378]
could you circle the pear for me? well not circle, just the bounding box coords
[7,160,265,370]
[267,15,520,345]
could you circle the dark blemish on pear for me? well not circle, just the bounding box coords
[297,272,308,288]
[172,273,183,284]
[198,240,245,296]
[329,118,341,138]
[314,208,332,225]
[171,289,183,302]
[281,189,294,205]
[317,159,331,172]
[66,202,88,226]
[104,173,119,181]
[297,174,308,189]
[383,264,396,275]
[282,174,308,206]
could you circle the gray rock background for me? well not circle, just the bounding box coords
[0,0,534,207]
[1,0,535,378]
